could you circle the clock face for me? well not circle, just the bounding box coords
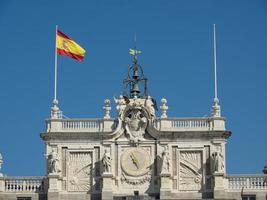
[121,148,151,177]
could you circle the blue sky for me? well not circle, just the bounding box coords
[0,0,267,176]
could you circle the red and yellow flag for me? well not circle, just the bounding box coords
[56,30,86,61]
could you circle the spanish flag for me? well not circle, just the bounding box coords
[56,30,86,61]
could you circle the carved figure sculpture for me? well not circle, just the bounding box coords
[145,96,155,117]
[212,148,224,173]
[102,149,112,173]
[48,150,61,174]
[114,95,126,117]
[161,146,170,174]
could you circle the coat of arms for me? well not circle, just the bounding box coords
[124,109,148,143]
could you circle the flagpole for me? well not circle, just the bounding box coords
[213,24,218,100]
[211,24,221,117]
[54,25,58,103]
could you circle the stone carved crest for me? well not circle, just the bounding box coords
[124,108,148,142]
[179,151,202,191]
[111,96,159,141]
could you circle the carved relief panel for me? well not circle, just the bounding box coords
[67,151,92,192]
[179,151,202,191]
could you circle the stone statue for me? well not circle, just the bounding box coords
[48,150,61,174]
[102,149,112,173]
[114,95,126,117]
[145,96,155,117]
[161,146,170,174]
[212,148,224,173]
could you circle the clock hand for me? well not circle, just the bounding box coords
[130,153,139,169]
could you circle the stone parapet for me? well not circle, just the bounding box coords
[45,117,226,133]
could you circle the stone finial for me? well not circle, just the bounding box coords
[212,97,221,117]
[160,97,168,118]
[51,99,62,119]
[103,99,111,119]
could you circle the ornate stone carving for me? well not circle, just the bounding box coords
[121,172,151,185]
[111,95,161,141]
[102,149,112,173]
[124,108,148,143]
[48,149,61,174]
[161,146,170,174]
[179,151,202,191]
[114,95,127,118]
[68,152,91,191]
[212,146,224,173]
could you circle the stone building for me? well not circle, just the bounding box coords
[0,48,267,200]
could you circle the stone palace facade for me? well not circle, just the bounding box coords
[0,49,267,200]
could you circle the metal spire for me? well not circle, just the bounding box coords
[123,34,147,98]
[212,24,221,117]
[129,33,141,63]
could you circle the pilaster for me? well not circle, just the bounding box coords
[0,176,4,192]
[160,173,172,200]
[102,173,113,200]
[47,174,61,200]
[213,172,226,199]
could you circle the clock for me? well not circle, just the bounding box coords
[121,148,151,177]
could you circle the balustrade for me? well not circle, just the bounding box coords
[170,118,211,129]
[4,177,45,193]
[61,120,101,130]
[228,175,267,190]
[46,117,224,132]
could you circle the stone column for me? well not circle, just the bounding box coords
[47,174,61,200]
[102,173,113,200]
